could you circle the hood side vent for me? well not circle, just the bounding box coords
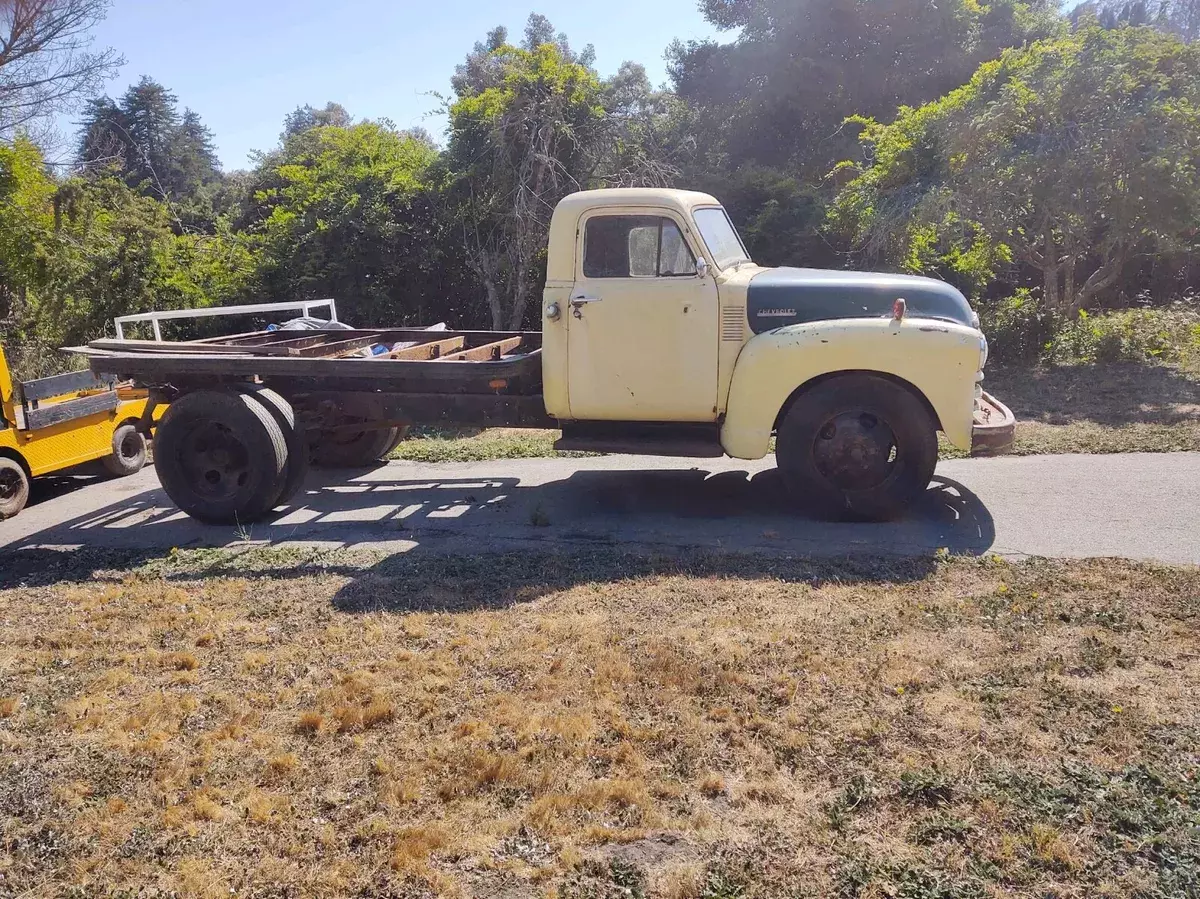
[721,305,746,342]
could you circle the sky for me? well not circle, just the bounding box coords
[61,0,723,170]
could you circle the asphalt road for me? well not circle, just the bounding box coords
[1,451,1196,565]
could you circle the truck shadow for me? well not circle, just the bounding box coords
[0,463,995,591]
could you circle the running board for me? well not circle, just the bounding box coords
[555,421,725,458]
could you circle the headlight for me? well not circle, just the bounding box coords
[979,334,989,371]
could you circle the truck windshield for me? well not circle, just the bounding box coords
[693,207,751,270]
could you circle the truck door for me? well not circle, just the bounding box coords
[566,209,719,421]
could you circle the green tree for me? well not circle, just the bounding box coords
[0,137,56,338]
[280,102,352,142]
[244,120,445,326]
[1071,0,1200,40]
[38,174,256,347]
[660,0,1061,269]
[828,24,1200,311]
[0,134,255,352]
[669,0,1060,176]
[445,20,607,329]
[77,77,222,224]
[119,77,180,194]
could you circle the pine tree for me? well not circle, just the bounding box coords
[75,77,222,227]
[169,109,220,196]
[119,76,181,198]
[76,96,129,170]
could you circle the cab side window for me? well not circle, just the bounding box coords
[583,215,697,279]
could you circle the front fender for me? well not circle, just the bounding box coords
[720,318,983,459]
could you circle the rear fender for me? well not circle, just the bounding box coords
[720,318,982,459]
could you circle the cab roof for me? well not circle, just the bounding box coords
[554,188,721,217]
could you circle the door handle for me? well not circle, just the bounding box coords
[570,295,602,319]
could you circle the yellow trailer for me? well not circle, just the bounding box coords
[0,346,151,519]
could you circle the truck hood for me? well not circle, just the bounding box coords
[746,267,975,335]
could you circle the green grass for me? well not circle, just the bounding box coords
[388,426,578,463]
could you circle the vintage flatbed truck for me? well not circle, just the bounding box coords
[74,188,1014,525]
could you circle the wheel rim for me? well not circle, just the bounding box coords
[118,431,142,461]
[177,420,253,501]
[0,468,22,502]
[811,410,899,491]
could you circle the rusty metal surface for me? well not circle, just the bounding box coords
[971,391,1016,456]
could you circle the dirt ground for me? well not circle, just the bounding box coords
[1,547,1197,898]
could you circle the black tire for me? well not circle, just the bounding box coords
[153,390,288,525]
[382,425,410,458]
[101,422,147,477]
[776,374,938,522]
[312,425,396,468]
[234,385,309,507]
[0,457,30,520]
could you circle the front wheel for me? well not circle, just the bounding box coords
[0,457,30,520]
[776,374,938,521]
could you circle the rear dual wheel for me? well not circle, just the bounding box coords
[310,394,406,468]
[312,426,398,468]
[233,385,309,507]
[154,387,306,525]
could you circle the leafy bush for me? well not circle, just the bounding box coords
[977,289,1058,362]
[1049,304,1200,367]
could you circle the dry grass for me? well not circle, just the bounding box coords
[983,361,1200,456]
[1,549,1198,897]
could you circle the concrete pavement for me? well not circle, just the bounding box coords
[1,452,1196,565]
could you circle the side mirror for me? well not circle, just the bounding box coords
[696,258,710,279]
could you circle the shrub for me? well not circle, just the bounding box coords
[977,289,1058,363]
[1049,303,1200,366]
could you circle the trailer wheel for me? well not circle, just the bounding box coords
[101,422,147,477]
[154,390,288,525]
[235,385,309,507]
[312,425,397,468]
[776,374,937,522]
[0,457,30,520]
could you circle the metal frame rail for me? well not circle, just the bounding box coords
[113,299,339,341]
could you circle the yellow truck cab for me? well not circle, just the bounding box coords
[76,187,1013,524]
[0,346,150,519]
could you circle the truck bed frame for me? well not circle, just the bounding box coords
[80,329,546,407]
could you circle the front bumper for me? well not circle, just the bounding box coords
[971,391,1016,456]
